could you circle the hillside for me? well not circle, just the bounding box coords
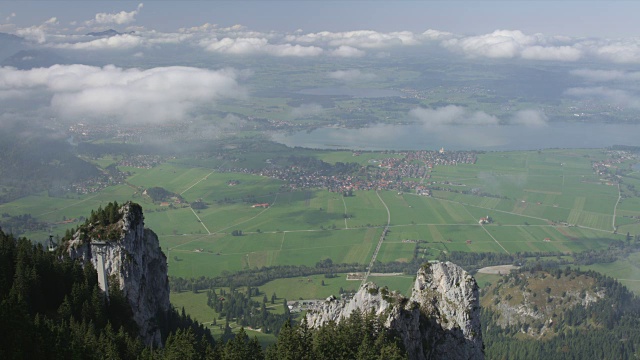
[481,267,640,359]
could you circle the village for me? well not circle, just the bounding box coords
[219,149,478,194]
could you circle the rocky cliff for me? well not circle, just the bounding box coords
[66,202,170,346]
[307,262,484,360]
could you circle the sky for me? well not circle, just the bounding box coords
[2,1,640,37]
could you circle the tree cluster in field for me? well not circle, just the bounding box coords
[190,200,208,209]
[573,238,640,265]
[206,287,290,335]
[440,237,640,274]
[145,187,182,203]
[0,213,49,236]
[169,261,366,291]
[482,266,640,359]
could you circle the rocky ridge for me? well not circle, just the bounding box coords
[67,202,170,346]
[307,261,484,360]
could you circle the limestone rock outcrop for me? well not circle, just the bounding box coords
[306,262,484,360]
[67,202,170,347]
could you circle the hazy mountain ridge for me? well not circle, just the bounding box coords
[1,49,72,69]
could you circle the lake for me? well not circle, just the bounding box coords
[272,122,640,151]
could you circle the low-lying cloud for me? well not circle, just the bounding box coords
[329,45,365,58]
[328,69,377,82]
[291,103,324,118]
[410,105,499,126]
[565,86,640,109]
[509,109,548,127]
[409,106,548,127]
[199,37,323,57]
[442,29,582,61]
[570,68,640,82]
[0,64,245,123]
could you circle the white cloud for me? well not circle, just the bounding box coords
[288,30,419,49]
[443,30,539,59]
[291,103,324,118]
[44,17,58,25]
[508,109,548,127]
[199,37,323,57]
[409,105,499,126]
[86,3,143,26]
[421,29,454,41]
[570,68,640,82]
[521,45,582,61]
[53,34,143,50]
[409,106,547,127]
[593,41,640,63]
[442,29,583,62]
[329,45,365,58]
[0,64,245,123]
[328,69,377,82]
[15,17,58,44]
[565,86,640,109]
[5,12,16,22]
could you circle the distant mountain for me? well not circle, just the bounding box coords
[0,32,23,43]
[1,49,72,69]
[0,32,26,61]
[86,29,128,37]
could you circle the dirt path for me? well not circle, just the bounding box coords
[477,265,519,274]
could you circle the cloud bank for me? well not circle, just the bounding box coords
[328,69,377,82]
[86,3,144,26]
[409,106,548,127]
[291,103,324,118]
[0,64,244,123]
[570,68,640,82]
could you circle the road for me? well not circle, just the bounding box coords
[361,190,391,287]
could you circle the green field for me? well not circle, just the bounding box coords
[575,252,640,295]
[2,148,638,305]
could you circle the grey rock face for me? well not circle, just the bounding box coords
[67,202,170,346]
[306,262,484,360]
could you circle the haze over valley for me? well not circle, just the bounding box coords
[2,2,640,359]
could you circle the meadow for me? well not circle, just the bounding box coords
[1,147,638,320]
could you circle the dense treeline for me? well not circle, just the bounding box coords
[0,228,215,359]
[207,287,290,335]
[169,261,366,291]
[0,227,411,359]
[438,243,640,273]
[483,267,640,359]
[265,311,407,360]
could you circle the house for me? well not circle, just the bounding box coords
[252,203,269,208]
[478,216,492,224]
